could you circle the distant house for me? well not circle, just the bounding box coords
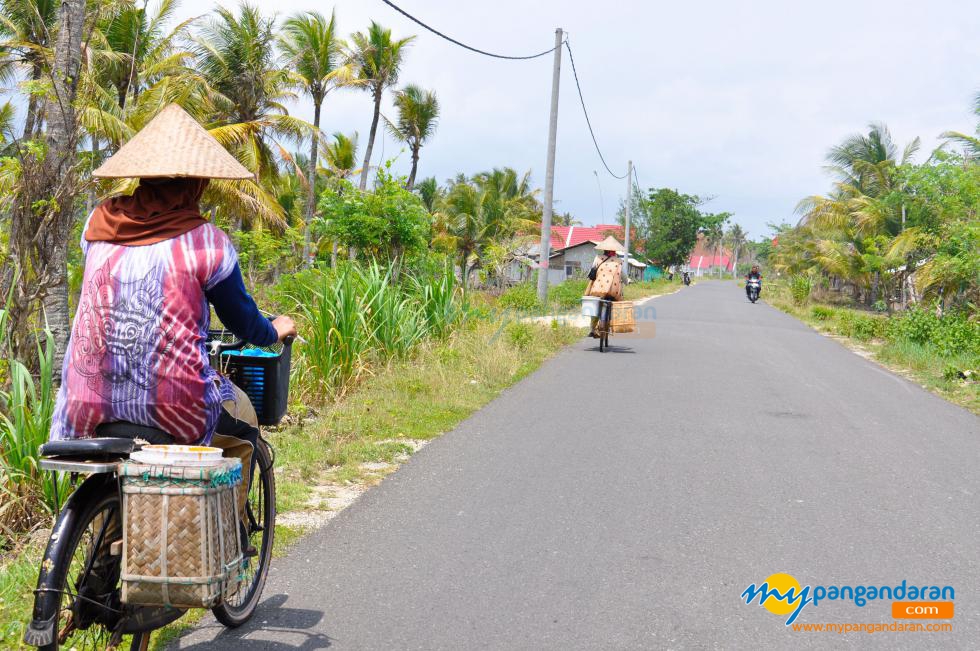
[517,225,652,285]
[688,233,732,277]
[517,224,647,284]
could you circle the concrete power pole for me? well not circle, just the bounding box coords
[623,160,632,281]
[536,28,563,304]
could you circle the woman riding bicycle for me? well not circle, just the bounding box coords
[48,104,297,528]
[585,236,625,338]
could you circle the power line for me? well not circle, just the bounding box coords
[564,37,628,180]
[378,0,561,60]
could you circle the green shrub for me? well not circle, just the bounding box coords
[547,279,589,310]
[835,310,886,341]
[811,305,835,321]
[853,315,886,341]
[790,274,812,307]
[271,266,332,313]
[505,322,536,350]
[931,313,980,358]
[499,283,540,311]
[888,306,938,346]
[887,307,979,357]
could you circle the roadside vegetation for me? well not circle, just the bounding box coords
[758,96,979,414]
[767,282,979,414]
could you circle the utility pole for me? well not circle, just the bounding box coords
[622,160,632,281]
[901,203,907,308]
[536,27,563,304]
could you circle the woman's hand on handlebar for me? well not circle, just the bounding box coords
[272,315,298,342]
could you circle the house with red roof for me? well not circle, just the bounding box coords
[687,233,732,276]
[505,223,651,284]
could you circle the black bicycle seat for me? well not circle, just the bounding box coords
[39,438,135,458]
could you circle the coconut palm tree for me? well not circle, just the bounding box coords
[193,2,311,185]
[93,0,196,109]
[941,92,980,160]
[702,217,726,277]
[320,131,358,179]
[553,211,582,226]
[415,176,440,213]
[726,223,747,278]
[386,83,438,191]
[0,0,58,137]
[796,123,921,304]
[318,131,358,266]
[349,21,414,190]
[826,122,919,197]
[279,9,357,263]
[436,172,539,287]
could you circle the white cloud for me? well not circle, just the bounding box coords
[175,0,979,238]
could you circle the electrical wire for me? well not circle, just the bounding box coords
[564,38,628,179]
[378,0,561,60]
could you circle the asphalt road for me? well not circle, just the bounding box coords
[173,280,980,650]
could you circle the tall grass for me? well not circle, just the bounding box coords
[0,310,67,543]
[293,262,464,400]
[296,267,371,396]
[410,260,463,339]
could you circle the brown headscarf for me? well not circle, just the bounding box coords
[85,178,210,246]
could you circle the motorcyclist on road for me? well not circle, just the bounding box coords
[745,264,762,298]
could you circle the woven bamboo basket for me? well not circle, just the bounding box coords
[611,301,636,333]
[120,458,243,608]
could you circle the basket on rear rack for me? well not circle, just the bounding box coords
[120,458,242,608]
[209,330,292,426]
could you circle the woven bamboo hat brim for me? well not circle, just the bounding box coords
[92,104,253,180]
[594,235,625,252]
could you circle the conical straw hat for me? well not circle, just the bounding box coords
[92,104,253,180]
[594,235,625,252]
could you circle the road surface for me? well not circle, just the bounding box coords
[173,280,980,650]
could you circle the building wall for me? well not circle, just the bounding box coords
[563,245,598,278]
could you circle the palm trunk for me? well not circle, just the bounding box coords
[358,85,383,191]
[406,144,420,191]
[9,0,87,379]
[22,59,43,138]
[303,100,322,267]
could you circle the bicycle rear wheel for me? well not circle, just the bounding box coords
[212,438,276,627]
[38,488,122,650]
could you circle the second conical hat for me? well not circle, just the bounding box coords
[92,104,253,180]
[594,235,625,252]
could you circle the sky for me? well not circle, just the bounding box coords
[173,0,979,240]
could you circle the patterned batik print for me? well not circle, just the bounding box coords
[50,223,238,444]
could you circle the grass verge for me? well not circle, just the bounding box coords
[766,285,979,415]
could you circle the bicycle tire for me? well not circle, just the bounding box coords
[212,439,276,627]
[38,487,122,650]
